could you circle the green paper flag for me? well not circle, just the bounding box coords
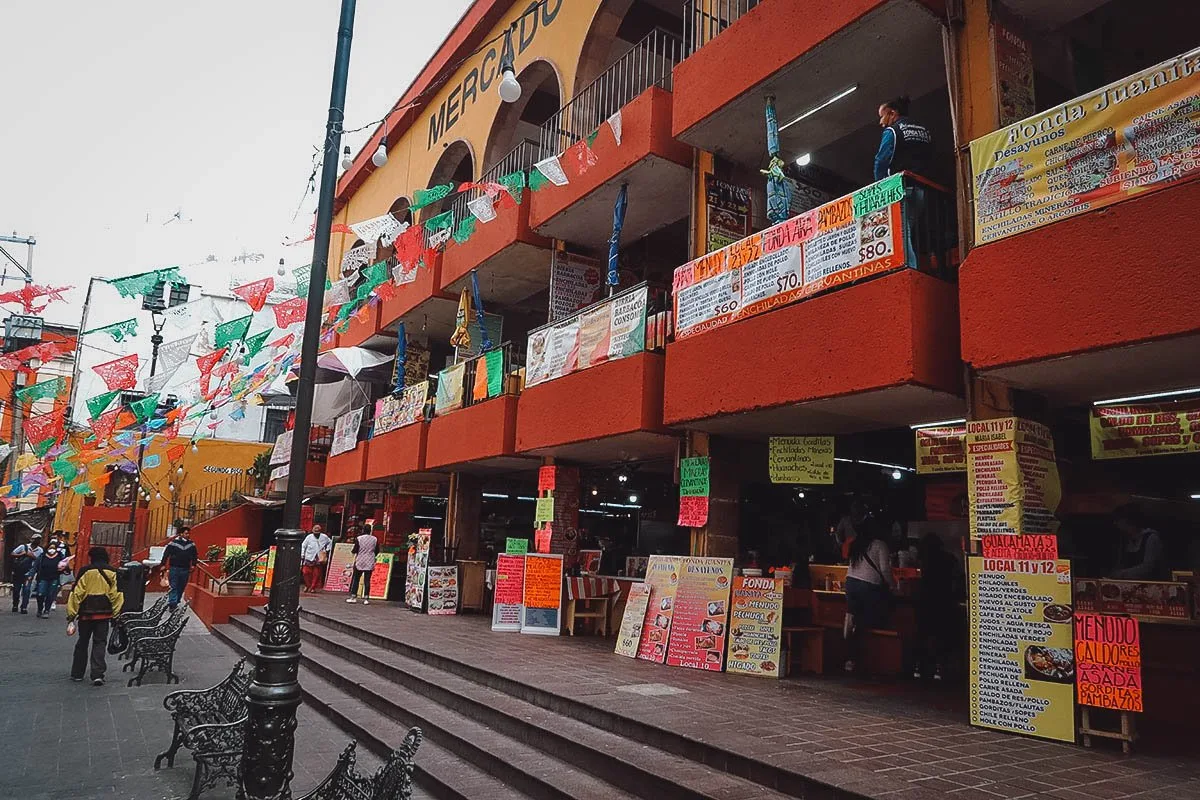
[242,330,271,364]
[498,171,526,204]
[31,437,56,458]
[528,168,550,192]
[293,264,312,297]
[361,261,388,290]
[84,318,139,342]
[453,215,477,244]
[130,393,160,423]
[586,128,600,147]
[15,376,65,404]
[485,348,503,398]
[86,390,121,420]
[109,267,182,298]
[424,210,454,233]
[51,458,78,484]
[214,315,253,349]
[411,184,454,211]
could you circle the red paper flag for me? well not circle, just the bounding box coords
[167,444,186,461]
[90,407,121,441]
[568,140,598,176]
[374,280,397,302]
[196,348,227,377]
[273,297,307,327]
[25,408,65,447]
[233,277,275,312]
[267,332,296,350]
[394,224,424,272]
[92,354,139,390]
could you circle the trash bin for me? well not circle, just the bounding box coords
[117,561,147,613]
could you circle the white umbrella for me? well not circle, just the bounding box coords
[316,346,393,378]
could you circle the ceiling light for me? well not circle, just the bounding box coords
[891,470,903,480]
[482,492,509,500]
[617,472,629,483]
[628,493,639,504]
[1191,493,1200,500]
[1093,387,1200,406]
[797,491,806,499]
[909,418,966,429]
[591,488,598,496]
[795,153,811,167]
[779,85,858,132]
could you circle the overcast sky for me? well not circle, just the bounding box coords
[0,1,471,326]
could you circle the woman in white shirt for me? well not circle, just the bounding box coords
[843,522,896,673]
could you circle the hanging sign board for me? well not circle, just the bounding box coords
[521,553,563,635]
[915,425,967,474]
[330,407,364,456]
[768,436,834,484]
[1089,400,1200,460]
[491,553,526,632]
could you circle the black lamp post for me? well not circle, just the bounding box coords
[239,1,356,797]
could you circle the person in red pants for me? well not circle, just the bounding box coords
[300,525,332,593]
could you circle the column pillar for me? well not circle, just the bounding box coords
[447,472,482,560]
[687,432,739,558]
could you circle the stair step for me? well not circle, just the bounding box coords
[214,623,535,800]
[239,611,795,800]
[222,619,639,800]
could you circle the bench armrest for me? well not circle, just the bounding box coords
[180,716,247,756]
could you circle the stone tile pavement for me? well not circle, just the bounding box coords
[306,596,1200,800]
[0,594,427,800]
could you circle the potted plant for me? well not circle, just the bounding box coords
[205,544,222,562]
[223,549,257,596]
[248,451,272,496]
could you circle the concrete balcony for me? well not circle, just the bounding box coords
[377,252,459,344]
[365,422,428,481]
[427,395,532,473]
[324,441,369,487]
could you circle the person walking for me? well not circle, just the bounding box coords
[162,527,198,610]
[843,519,897,674]
[33,541,66,618]
[347,524,379,605]
[300,525,333,593]
[10,534,42,614]
[66,547,124,685]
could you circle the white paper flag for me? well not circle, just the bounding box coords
[157,333,198,376]
[393,263,418,286]
[534,155,570,187]
[607,110,623,146]
[349,213,405,245]
[323,277,353,308]
[466,194,497,224]
[145,372,171,394]
[340,243,374,277]
[427,227,452,250]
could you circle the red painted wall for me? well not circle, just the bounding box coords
[325,442,369,487]
[664,270,960,425]
[441,200,550,291]
[960,180,1200,370]
[516,353,666,452]
[185,581,268,628]
[378,252,444,331]
[426,395,518,469]
[337,303,380,348]
[188,505,264,556]
[304,459,326,488]
[365,423,428,480]
[672,0,887,137]
[530,88,691,230]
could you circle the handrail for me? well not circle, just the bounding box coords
[432,341,519,417]
[449,139,544,225]
[539,28,684,158]
[682,0,761,54]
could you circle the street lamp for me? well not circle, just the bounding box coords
[240,1,356,797]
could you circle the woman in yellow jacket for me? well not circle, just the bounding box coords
[66,547,124,686]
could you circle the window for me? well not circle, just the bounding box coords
[262,407,290,444]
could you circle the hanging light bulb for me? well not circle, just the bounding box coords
[176,466,184,476]
[156,492,162,499]
[372,136,388,168]
[169,482,175,492]
[340,145,353,170]
[191,442,199,453]
[210,410,218,420]
[498,32,521,103]
[277,257,286,277]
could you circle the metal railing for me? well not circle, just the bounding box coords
[432,341,520,417]
[683,0,761,54]
[450,139,544,224]
[539,28,684,158]
[138,471,258,557]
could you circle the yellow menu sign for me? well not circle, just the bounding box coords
[968,557,1075,743]
[915,425,966,474]
[966,418,1060,540]
[1090,401,1200,460]
[768,436,834,484]
[726,577,784,678]
[970,47,1200,245]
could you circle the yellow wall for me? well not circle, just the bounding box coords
[54,437,271,535]
[332,0,604,266]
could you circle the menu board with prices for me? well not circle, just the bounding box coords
[1090,400,1200,460]
[369,553,395,600]
[968,557,1076,743]
[491,554,525,632]
[1074,579,1191,619]
[253,548,276,596]
[636,556,682,663]
[665,557,734,672]
[426,565,459,615]
[726,577,784,678]
[768,436,834,484]
[966,418,1061,539]
[915,425,967,474]
[704,176,752,252]
[521,554,563,635]
[405,529,432,610]
[323,543,355,592]
[1075,613,1143,712]
[614,583,652,658]
[505,537,528,555]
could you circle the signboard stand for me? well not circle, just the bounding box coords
[521,553,563,635]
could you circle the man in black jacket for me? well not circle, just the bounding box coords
[162,527,198,610]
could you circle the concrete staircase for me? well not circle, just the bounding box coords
[213,605,833,800]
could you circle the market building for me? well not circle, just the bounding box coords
[293,0,1200,751]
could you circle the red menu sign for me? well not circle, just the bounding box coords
[1074,613,1143,712]
[636,556,682,663]
[491,554,525,632]
[665,557,734,671]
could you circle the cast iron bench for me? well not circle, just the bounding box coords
[116,595,170,659]
[298,731,423,800]
[156,657,253,800]
[123,602,189,686]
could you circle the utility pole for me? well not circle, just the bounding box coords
[240,1,355,797]
[0,233,35,287]
[123,312,166,564]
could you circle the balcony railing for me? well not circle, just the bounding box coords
[539,28,684,158]
[525,282,669,388]
[432,341,521,416]
[671,172,955,340]
[683,0,761,54]
[450,139,545,225]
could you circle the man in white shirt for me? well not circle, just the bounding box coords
[300,525,333,593]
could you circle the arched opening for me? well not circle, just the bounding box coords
[572,0,682,96]
[483,59,561,174]
[421,140,474,221]
[377,196,412,261]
